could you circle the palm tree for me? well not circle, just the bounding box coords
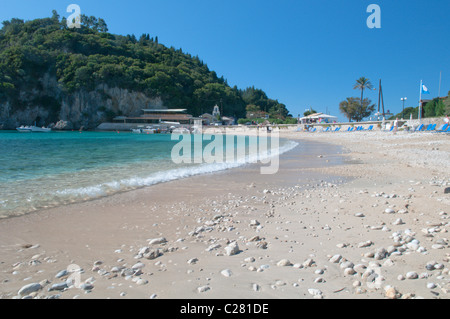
[353,77,373,108]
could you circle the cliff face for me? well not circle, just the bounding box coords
[0,78,164,130]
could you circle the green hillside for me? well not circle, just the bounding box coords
[0,11,291,128]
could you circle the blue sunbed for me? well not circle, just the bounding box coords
[434,123,448,133]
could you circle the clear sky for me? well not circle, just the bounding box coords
[1,0,449,120]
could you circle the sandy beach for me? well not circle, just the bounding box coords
[0,128,449,300]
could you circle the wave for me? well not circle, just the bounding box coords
[56,139,299,200]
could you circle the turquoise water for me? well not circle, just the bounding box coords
[0,130,297,218]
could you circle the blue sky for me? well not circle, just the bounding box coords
[1,0,449,120]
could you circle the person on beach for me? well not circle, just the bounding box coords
[444,115,449,124]
[393,118,398,133]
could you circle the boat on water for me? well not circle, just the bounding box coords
[171,127,190,134]
[131,127,143,134]
[16,125,32,133]
[31,126,51,132]
[16,125,52,133]
[131,126,157,134]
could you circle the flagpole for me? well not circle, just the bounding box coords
[418,80,422,122]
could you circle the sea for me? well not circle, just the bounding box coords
[0,130,298,218]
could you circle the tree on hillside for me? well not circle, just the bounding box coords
[353,77,373,108]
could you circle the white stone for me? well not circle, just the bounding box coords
[198,285,210,293]
[329,254,342,263]
[221,269,232,277]
[308,288,323,297]
[148,237,167,245]
[224,242,239,256]
[277,259,292,267]
[406,271,418,279]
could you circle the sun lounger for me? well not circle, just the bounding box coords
[365,125,374,131]
[414,124,424,132]
[333,127,341,132]
[434,123,448,133]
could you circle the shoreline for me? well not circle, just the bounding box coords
[0,129,449,299]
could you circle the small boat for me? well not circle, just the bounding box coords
[31,126,51,132]
[17,123,51,132]
[142,126,156,134]
[172,127,190,134]
[131,128,143,134]
[16,125,32,133]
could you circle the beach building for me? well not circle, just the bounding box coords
[113,109,193,125]
[300,112,337,124]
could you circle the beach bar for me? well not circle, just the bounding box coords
[300,113,338,124]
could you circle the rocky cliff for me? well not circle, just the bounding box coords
[0,78,164,130]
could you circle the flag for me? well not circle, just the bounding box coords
[421,83,430,94]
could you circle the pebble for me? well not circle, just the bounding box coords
[224,242,240,256]
[49,282,68,291]
[136,279,148,286]
[277,259,292,267]
[148,237,167,245]
[340,261,354,269]
[354,264,367,274]
[354,213,365,217]
[187,258,198,264]
[358,240,373,248]
[385,208,396,214]
[329,254,342,263]
[405,271,418,280]
[249,220,260,226]
[427,282,437,289]
[206,244,221,252]
[18,283,42,297]
[197,285,210,293]
[132,262,145,270]
[80,283,94,291]
[308,288,323,298]
[344,268,356,275]
[221,269,233,277]
[385,286,401,299]
[392,218,404,225]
